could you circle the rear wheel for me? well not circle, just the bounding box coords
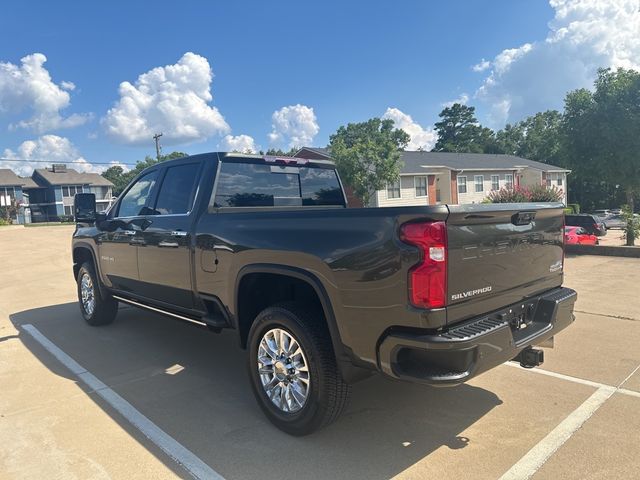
[247,302,351,435]
[77,261,118,326]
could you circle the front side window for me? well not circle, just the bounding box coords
[415,176,427,197]
[387,179,401,199]
[491,175,500,191]
[153,163,200,215]
[213,162,344,208]
[475,175,484,193]
[505,174,514,189]
[458,176,467,194]
[117,171,158,217]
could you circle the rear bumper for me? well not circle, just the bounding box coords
[377,287,577,386]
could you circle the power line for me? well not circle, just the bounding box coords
[0,157,139,166]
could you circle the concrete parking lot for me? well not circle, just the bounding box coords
[1,225,639,479]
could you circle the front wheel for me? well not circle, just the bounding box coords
[77,261,118,326]
[247,302,351,435]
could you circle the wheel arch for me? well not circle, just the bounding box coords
[72,242,108,296]
[234,264,351,372]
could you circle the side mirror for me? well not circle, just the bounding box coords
[74,193,97,223]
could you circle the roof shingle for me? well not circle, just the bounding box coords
[32,168,114,187]
[296,147,570,173]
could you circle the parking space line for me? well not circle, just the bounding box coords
[498,386,615,480]
[503,362,640,398]
[21,324,225,480]
[499,362,640,479]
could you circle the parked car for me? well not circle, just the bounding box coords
[602,214,626,230]
[565,214,607,236]
[592,209,612,217]
[71,152,577,435]
[564,226,598,245]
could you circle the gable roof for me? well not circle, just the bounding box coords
[399,151,570,173]
[295,147,570,173]
[0,169,34,187]
[32,168,114,187]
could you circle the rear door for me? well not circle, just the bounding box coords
[137,161,202,309]
[446,203,564,323]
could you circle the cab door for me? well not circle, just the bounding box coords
[98,170,159,292]
[137,161,202,309]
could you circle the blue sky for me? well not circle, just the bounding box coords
[1,1,637,174]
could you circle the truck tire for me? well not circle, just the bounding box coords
[247,302,351,435]
[77,261,118,326]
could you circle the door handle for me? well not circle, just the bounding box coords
[171,231,188,237]
[159,240,179,248]
[123,230,137,236]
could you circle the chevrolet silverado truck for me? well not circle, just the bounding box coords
[72,152,576,435]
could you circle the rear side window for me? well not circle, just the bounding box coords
[117,170,158,217]
[153,163,200,215]
[213,162,344,208]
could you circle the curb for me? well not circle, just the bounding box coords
[566,244,640,258]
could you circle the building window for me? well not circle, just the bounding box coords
[64,205,74,216]
[474,175,484,193]
[505,174,514,189]
[458,176,467,194]
[387,179,401,199]
[62,185,84,197]
[0,187,15,206]
[557,175,563,186]
[414,176,427,197]
[491,175,500,191]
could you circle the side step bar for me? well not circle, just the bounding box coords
[112,295,226,329]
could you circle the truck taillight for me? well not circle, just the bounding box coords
[400,221,447,309]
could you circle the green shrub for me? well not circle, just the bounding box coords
[486,185,564,203]
[621,205,639,246]
[486,186,529,203]
[567,203,580,214]
[526,184,565,202]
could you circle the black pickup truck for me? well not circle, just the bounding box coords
[72,152,576,435]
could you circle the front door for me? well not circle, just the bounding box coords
[98,170,159,292]
[137,161,201,310]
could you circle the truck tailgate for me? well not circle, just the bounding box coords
[446,203,564,324]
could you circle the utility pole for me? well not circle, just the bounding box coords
[153,133,163,161]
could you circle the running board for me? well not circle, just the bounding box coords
[112,295,208,327]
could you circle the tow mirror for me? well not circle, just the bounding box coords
[74,193,97,223]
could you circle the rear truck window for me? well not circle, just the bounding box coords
[213,162,345,208]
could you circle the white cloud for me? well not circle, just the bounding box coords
[472,59,491,72]
[102,52,230,145]
[268,104,319,149]
[0,53,91,133]
[2,135,100,176]
[441,93,470,108]
[475,0,640,126]
[219,134,258,153]
[382,107,437,151]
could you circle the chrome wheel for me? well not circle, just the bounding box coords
[80,272,95,316]
[257,328,310,413]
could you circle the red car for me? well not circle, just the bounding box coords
[564,226,598,245]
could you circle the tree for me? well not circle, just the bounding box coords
[433,103,497,153]
[260,148,299,156]
[562,68,640,243]
[495,110,563,165]
[329,118,410,205]
[102,151,187,196]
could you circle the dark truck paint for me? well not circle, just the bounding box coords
[72,152,576,434]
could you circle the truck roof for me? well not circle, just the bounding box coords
[157,152,336,169]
